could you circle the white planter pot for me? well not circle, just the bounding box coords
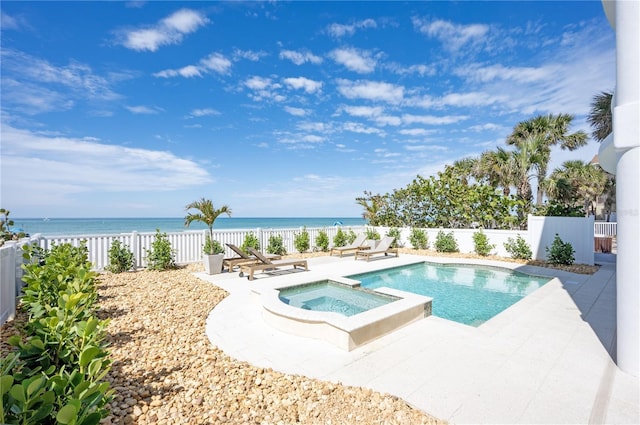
[203,254,224,275]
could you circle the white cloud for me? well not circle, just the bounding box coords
[329,47,378,73]
[117,9,209,52]
[402,114,468,125]
[399,128,434,136]
[343,105,384,118]
[343,122,385,136]
[279,49,323,65]
[187,108,220,118]
[336,79,404,104]
[154,52,232,78]
[125,105,162,114]
[233,49,267,61]
[413,17,490,52]
[1,124,212,209]
[283,77,323,94]
[326,19,377,38]
[454,63,557,84]
[284,106,307,116]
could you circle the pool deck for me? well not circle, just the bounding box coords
[200,253,639,424]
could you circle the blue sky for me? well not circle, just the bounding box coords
[1,1,614,218]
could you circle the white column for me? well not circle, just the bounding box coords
[602,0,640,377]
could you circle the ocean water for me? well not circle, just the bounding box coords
[11,217,366,237]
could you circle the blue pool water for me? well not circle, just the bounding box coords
[350,262,551,326]
[279,281,397,317]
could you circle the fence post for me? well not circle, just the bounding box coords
[131,231,139,269]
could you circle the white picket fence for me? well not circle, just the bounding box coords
[0,235,41,325]
[594,221,617,237]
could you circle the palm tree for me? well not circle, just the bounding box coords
[355,191,384,225]
[184,198,232,243]
[545,160,608,216]
[506,113,587,206]
[476,149,514,196]
[587,91,613,142]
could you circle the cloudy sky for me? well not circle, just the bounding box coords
[1,1,614,218]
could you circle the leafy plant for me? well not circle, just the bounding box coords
[315,230,330,252]
[105,240,135,273]
[240,232,260,254]
[145,229,176,270]
[203,234,224,255]
[266,235,286,256]
[333,228,347,247]
[435,231,459,253]
[386,228,401,248]
[346,229,358,244]
[546,233,575,265]
[408,228,429,250]
[293,227,310,253]
[184,197,231,252]
[365,227,381,240]
[504,235,532,260]
[473,229,495,256]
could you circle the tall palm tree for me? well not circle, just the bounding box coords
[506,113,587,206]
[545,160,608,216]
[355,191,384,225]
[184,198,232,241]
[587,91,613,142]
[476,149,514,196]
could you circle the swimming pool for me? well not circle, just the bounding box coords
[349,262,551,326]
[278,280,398,316]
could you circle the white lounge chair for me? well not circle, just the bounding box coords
[355,236,398,261]
[239,248,308,280]
[329,234,369,257]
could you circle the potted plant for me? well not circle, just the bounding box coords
[184,197,232,274]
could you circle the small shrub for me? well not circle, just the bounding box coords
[315,229,330,252]
[386,228,402,248]
[240,232,260,254]
[266,235,286,256]
[409,228,429,250]
[546,233,575,265]
[106,239,135,273]
[203,234,224,255]
[294,227,310,253]
[504,235,532,260]
[333,228,348,247]
[435,231,459,253]
[473,229,495,256]
[346,229,358,244]
[146,229,176,270]
[365,227,381,240]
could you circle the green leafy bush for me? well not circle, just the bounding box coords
[504,235,532,260]
[546,234,575,265]
[386,228,401,248]
[365,227,381,240]
[409,228,429,250]
[105,240,135,273]
[346,229,358,244]
[266,235,286,256]
[315,230,330,252]
[435,231,459,253]
[2,243,112,425]
[473,229,495,256]
[203,234,224,255]
[293,227,310,253]
[240,232,260,254]
[145,229,176,270]
[333,228,347,247]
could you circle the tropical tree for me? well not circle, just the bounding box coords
[587,91,613,142]
[545,160,609,216]
[184,198,232,242]
[476,148,515,196]
[355,190,385,225]
[506,113,588,206]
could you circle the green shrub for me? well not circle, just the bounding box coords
[266,235,286,256]
[293,227,310,253]
[409,228,429,250]
[546,234,575,265]
[105,239,135,273]
[203,234,224,255]
[240,232,260,254]
[386,228,401,248]
[473,229,495,256]
[346,229,358,244]
[315,230,330,252]
[365,227,381,240]
[504,235,532,260]
[333,228,347,247]
[3,243,112,425]
[145,229,176,270]
[435,231,459,253]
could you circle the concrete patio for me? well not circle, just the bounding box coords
[200,254,639,424]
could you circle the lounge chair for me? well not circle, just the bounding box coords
[239,247,308,280]
[223,243,281,272]
[329,234,369,257]
[354,236,399,261]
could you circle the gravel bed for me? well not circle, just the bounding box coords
[93,264,444,424]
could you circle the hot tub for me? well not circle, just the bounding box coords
[253,277,432,351]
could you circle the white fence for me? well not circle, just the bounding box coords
[0,235,41,326]
[594,221,617,236]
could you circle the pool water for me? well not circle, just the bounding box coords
[278,281,397,317]
[350,262,551,326]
